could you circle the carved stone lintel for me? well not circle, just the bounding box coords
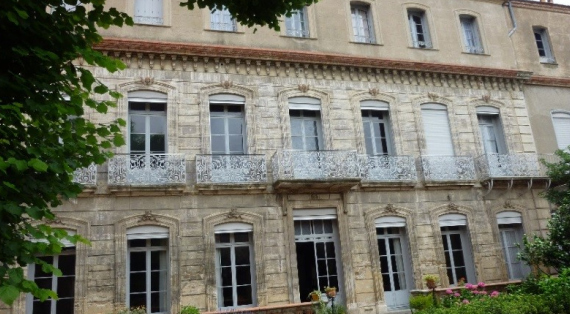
[226,208,242,219]
[427,92,438,101]
[139,77,154,86]
[385,204,397,213]
[448,202,459,211]
[482,94,491,103]
[221,80,233,89]
[298,84,310,93]
[369,88,380,96]
[503,200,514,209]
[139,211,158,223]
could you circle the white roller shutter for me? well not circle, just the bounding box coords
[289,97,321,111]
[421,104,454,156]
[128,90,167,103]
[135,0,163,22]
[214,222,253,234]
[209,94,246,105]
[552,112,570,150]
[439,214,467,227]
[293,208,337,220]
[497,211,522,225]
[127,225,169,240]
[361,100,389,111]
[375,216,406,228]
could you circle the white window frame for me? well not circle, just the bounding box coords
[134,0,164,25]
[289,97,323,151]
[408,10,431,48]
[460,15,483,54]
[215,229,256,309]
[128,92,168,155]
[126,226,170,314]
[476,107,506,155]
[440,226,476,286]
[209,95,247,155]
[351,4,375,43]
[285,7,310,38]
[210,6,237,32]
[420,104,454,156]
[551,111,570,150]
[534,27,555,63]
[497,212,530,280]
[361,102,394,155]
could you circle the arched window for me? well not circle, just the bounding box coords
[209,94,247,155]
[289,97,323,151]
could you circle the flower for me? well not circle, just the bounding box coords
[471,284,479,290]
[480,290,488,295]
[478,282,486,288]
[465,283,473,289]
[490,291,500,297]
[446,289,453,294]
[454,293,460,297]
[462,299,470,304]
[472,290,479,294]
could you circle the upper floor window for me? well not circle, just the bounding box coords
[477,106,506,154]
[534,27,555,63]
[408,9,431,48]
[127,226,169,314]
[211,6,237,32]
[361,100,393,155]
[285,7,310,38]
[460,15,483,54]
[289,97,323,151]
[134,0,163,25]
[552,111,570,150]
[209,94,246,155]
[351,4,375,43]
[420,104,453,156]
[128,91,167,155]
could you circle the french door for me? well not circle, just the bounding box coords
[377,228,413,309]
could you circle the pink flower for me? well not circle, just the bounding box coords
[471,284,479,290]
[480,290,488,295]
[490,291,500,298]
[478,282,486,288]
[446,289,453,294]
[454,293,460,297]
[465,283,473,289]
[462,299,470,304]
[471,290,479,294]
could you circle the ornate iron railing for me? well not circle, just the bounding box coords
[421,156,476,182]
[72,164,97,186]
[108,154,186,186]
[272,150,360,181]
[359,155,417,182]
[196,154,267,184]
[475,154,543,179]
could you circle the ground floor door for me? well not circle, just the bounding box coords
[377,227,413,310]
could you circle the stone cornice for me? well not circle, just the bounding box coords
[509,0,570,14]
[528,75,570,87]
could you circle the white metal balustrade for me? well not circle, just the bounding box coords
[72,164,97,186]
[195,154,267,184]
[359,155,417,182]
[272,150,360,181]
[475,154,543,180]
[421,156,476,182]
[108,154,186,185]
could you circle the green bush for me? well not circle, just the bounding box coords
[410,294,434,312]
[180,305,200,314]
[112,307,147,314]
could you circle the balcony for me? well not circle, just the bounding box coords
[476,154,551,191]
[421,156,477,184]
[195,154,267,190]
[108,154,186,187]
[359,155,417,188]
[72,164,97,186]
[272,150,361,192]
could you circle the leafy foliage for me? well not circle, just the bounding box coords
[410,294,434,312]
[520,149,570,270]
[180,305,200,314]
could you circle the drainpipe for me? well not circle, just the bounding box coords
[506,0,517,37]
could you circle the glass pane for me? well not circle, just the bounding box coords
[441,235,449,251]
[304,111,317,118]
[236,286,253,305]
[318,260,327,275]
[151,270,167,291]
[227,118,244,134]
[149,116,166,134]
[450,234,462,250]
[57,276,75,298]
[35,278,52,290]
[130,115,146,133]
[235,246,250,265]
[151,251,165,271]
[382,274,392,291]
[149,103,166,112]
[305,137,318,151]
[380,256,389,273]
[151,291,167,313]
[129,272,146,293]
[210,104,224,112]
[211,118,225,135]
[323,220,333,233]
[222,287,233,307]
[291,118,302,136]
[221,267,233,286]
[229,135,244,153]
[227,106,242,113]
[35,257,53,277]
[316,242,325,257]
[59,255,76,276]
[130,293,146,308]
[290,110,301,117]
[329,276,338,291]
[301,221,311,235]
[327,259,337,275]
[150,239,167,247]
[447,268,455,285]
[211,135,226,154]
[304,120,317,136]
[218,248,231,266]
[452,251,466,267]
[129,102,146,111]
[216,233,230,243]
[129,239,146,248]
[33,300,52,314]
[130,134,146,152]
[313,220,323,234]
[326,242,336,258]
[234,233,249,243]
[393,273,402,290]
[56,298,75,314]
[455,267,467,283]
[294,221,301,235]
[378,239,387,256]
[235,266,251,285]
[130,251,146,272]
[292,136,303,150]
[150,134,165,153]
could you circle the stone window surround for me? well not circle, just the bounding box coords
[454,10,489,55]
[467,99,519,156]
[346,0,383,45]
[202,211,265,311]
[402,3,437,49]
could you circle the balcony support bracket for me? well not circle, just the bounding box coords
[482,179,494,196]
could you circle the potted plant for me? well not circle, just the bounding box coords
[324,286,337,298]
[308,290,322,302]
[423,274,439,289]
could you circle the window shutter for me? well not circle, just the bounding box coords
[553,112,570,150]
[127,225,169,239]
[134,0,163,24]
[214,222,253,234]
[375,216,406,228]
[497,211,522,225]
[128,90,167,103]
[421,105,454,155]
[289,97,321,110]
[209,94,246,104]
[293,208,337,220]
[439,214,467,227]
[361,100,389,111]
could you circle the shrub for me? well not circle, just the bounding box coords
[180,305,200,314]
[409,294,434,312]
[112,307,147,314]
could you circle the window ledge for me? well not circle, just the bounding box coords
[408,46,438,51]
[280,35,317,40]
[461,51,490,56]
[540,61,558,67]
[349,41,383,46]
[205,29,245,34]
[134,22,171,28]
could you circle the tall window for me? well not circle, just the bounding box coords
[351,4,375,43]
[497,212,530,280]
[460,15,483,54]
[421,104,454,156]
[209,94,246,155]
[408,9,431,48]
[127,226,169,314]
[439,214,476,286]
[552,111,570,150]
[289,97,323,151]
[215,224,255,309]
[294,209,343,303]
[361,100,392,155]
[128,91,167,156]
[211,6,237,31]
[477,107,506,155]
[134,0,163,25]
[285,8,310,37]
[27,249,76,314]
[533,27,555,63]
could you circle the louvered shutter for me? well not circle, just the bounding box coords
[421,105,454,155]
[553,112,570,150]
[134,0,163,25]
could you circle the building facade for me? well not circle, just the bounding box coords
[5,0,570,313]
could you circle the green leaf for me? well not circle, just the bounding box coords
[28,159,48,172]
[0,285,20,305]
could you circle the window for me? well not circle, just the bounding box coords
[27,249,76,314]
[460,15,483,54]
[351,4,375,43]
[421,104,454,156]
[552,112,570,150]
[215,224,255,309]
[294,209,343,303]
[439,214,476,286]
[375,217,413,310]
[289,97,323,151]
[408,10,431,48]
[211,6,237,31]
[134,0,163,25]
[477,107,506,154]
[534,27,555,63]
[209,94,246,155]
[128,91,167,156]
[127,226,169,314]
[285,8,310,37]
[497,212,530,280]
[361,100,392,155]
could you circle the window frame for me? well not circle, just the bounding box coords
[290,109,324,151]
[285,7,310,38]
[209,104,247,155]
[128,102,167,155]
[133,0,164,26]
[459,15,483,54]
[533,27,555,64]
[210,6,237,32]
[440,225,476,286]
[361,109,394,156]
[476,108,507,155]
[407,9,432,49]
[350,4,376,44]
